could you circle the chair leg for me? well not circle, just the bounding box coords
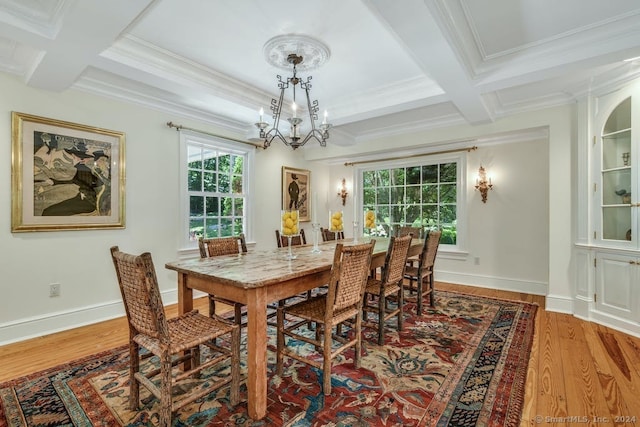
[354,317,362,369]
[128,342,140,410]
[229,325,240,406]
[234,303,242,326]
[208,296,216,317]
[397,285,404,332]
[159,352,173,427]
[191,346,201,377]
[429,274,436,307]
[417,276,424,315]
[276,306,285,376]
[322,323,332,395]
[378,294,385,345]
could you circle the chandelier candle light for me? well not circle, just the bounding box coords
[311,192,321,253]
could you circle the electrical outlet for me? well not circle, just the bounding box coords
[474,257,480,265]
[49,283,61,297]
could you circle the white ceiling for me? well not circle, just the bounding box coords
[1,0,640,147]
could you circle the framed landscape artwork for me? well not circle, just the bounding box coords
[282,166,310,222]
[11,112,126,232]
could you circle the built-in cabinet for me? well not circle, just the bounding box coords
[594,250,640,323]
[575,80,640,337]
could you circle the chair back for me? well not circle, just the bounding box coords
[326,241,375,313]
[199,234,247,258]
[110,246,168,342]
[320,227,344,241]
[396,225,423,239]
[276,229,306,247]
[423,230,442,269]
[381,234,413,285]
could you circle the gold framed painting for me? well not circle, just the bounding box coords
[282,166,310,222]
[11,112,126,232]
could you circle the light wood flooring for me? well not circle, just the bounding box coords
[1,282,639,426]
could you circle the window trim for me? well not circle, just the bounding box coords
[179,130,254,250]
[354,152,467,253]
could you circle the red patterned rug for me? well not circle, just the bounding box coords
[0,291,537,426]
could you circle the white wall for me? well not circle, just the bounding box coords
[0,73,332,344]
[311,105,573,300]
[0,70,574,345]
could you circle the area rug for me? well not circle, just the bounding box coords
[0,291,537,426]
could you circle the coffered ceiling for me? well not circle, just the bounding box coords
[1,0,639,146]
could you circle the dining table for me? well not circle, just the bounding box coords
[165,236,424,420]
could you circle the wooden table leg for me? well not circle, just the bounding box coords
[245,287,268,420]
[177,273,193,315]
[177,273,193,370]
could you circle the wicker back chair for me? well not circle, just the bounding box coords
[199,234,247,257]
[320,227,345,241]
[276,240,375,395]
[110,246,240,427]
[275,228,307,247]
[363,234,413,345]
[395,225,424,268]
[198,235,247,326]
[404,230,441,314]
[396,225,423,239]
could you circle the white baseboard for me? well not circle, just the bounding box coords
[579,310,640,339]
[0,289,180,346]
[436,270,548,296]
[545,293,574,314]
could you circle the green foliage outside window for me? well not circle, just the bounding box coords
[362,162,457,243]
[187,145,245,240]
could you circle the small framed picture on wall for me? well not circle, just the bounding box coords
[282,166,310,222]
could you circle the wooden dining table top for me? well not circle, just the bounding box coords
[165,237,417,288]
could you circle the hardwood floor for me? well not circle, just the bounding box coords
[1,282,639,426]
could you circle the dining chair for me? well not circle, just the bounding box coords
[276,240,375,395]
[199,235,247,326]
[363,234,413,345]
[275,228,307,247]
[403,230,441,314]
[110,246,240,427]
[274,228,316,306]
[395,225,423,268]
[396,225,423,239]
[320,227,345,242]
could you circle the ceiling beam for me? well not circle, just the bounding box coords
[26,0,153,91]
[365,0,493,125]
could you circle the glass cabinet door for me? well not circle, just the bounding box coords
[601,97,632,242]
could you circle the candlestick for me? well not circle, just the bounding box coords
[311,222,321,253]
[259,107,264,123]
[312,191,317,223]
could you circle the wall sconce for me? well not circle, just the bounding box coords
[337,178,348,206]
[475,165,493,203]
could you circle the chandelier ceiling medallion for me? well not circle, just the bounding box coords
[256,34,332,150]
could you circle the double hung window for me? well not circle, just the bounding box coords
[180,132,252,247]
[360,155,464,248]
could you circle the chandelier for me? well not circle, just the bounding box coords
[255,52,332,150]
